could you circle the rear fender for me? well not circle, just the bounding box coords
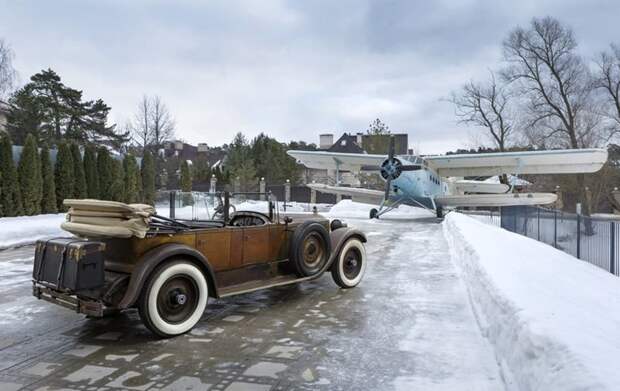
[325,228,367,270]
[118,243,217,309]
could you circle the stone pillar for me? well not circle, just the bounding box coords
[310,187,317,204]
[585,186,592,214]
[234,176,241,194]
[210,174,217,193]
[209,174,217,204]
[336,193,342,203]
[285,179,291,203]
[260,177,266,200]
[554,185,563,211]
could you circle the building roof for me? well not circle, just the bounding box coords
[325,133,365,153]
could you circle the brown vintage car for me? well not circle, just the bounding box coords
[32,193,367,337]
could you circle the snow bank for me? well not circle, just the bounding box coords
[327,199,434,219]
[444,212,620,391]
[0,213,66,250]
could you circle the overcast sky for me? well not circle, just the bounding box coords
[1,0,618,154]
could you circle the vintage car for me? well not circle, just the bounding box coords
[32,193,367,337]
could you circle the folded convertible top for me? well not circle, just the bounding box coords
[61,199,155,238]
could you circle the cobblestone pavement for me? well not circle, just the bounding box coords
[0,217,507,390]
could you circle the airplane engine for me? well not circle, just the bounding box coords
[380,157,404,181]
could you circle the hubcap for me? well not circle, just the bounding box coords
[302,234,325,269]
[157,275,199,324]
[343,248,362,279]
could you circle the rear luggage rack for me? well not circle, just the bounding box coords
[32,282,114,317]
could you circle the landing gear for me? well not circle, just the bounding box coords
[436,206,444,218]
[370,208,379,219]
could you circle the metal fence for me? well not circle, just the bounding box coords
[500,206,620,277]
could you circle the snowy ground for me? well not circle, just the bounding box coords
[445,212,620,391]
[0,202,508,390]
[0,213,66,250]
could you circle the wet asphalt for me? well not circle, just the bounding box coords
[0,216,507,391]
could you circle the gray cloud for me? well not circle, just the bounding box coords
[1,0,618,153]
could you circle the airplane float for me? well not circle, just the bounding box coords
[287,137,608,218]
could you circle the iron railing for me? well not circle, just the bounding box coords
[500,206,620,277]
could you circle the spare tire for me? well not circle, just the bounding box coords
[289,221,331,277]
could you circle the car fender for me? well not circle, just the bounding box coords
[118,243,217,309]
[325,228,367,270]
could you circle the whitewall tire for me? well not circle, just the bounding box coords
[331,239,366,288]
[139,261,209,338]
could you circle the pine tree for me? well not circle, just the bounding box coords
[83,145,99,198]
[123,154,141,203]
[54,142,74,211]
[109,159,125,202]
[40,144,57,213]
[0,136,24,216]
[18,134,42,215]
[96,147,113,200]
[141,151,156,205]
[180,160,192,192]
[70,143,87,199]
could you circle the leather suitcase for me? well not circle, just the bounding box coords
[33,238,105,291]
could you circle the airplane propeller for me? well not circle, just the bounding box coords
[372,136,421,200]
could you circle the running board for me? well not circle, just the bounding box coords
[217,273,315,297]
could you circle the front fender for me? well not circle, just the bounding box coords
[118,243,216,309]
[325,228,367,270]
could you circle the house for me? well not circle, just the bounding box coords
[0,99,10,133]
[163,140,226,169]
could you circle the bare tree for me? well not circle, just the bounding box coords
[0,38,17,100]
[451,71,515,152]
[502,17,603,149]
[593,44,620,141]
[149,95,175,152]
[502,17,606,217]
[131,95,152,151]
[130,95,175,153]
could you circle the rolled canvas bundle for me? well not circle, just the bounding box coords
[61,199,155,238]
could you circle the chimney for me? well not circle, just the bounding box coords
[319,134,334,150]
[356,132,363,145]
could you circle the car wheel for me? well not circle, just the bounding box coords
[138,261,208,338]
[331,238,366,288]
[290,221,331,277]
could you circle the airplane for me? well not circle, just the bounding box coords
[287,137,608,218]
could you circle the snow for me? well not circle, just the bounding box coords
[0,213,66,250]
[484,175,531,186]
[326,199,434,219]
[444,212,620,391]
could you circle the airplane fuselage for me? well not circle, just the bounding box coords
[386,157,447,209]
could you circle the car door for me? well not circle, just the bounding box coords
[242,225,271,265]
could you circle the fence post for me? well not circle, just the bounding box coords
[554,210,557,248]
[169,191,176,219]
[577,214,581,259]
[611,222,616,275]
[537,208,541,241]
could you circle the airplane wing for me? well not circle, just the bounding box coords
[454,180,509,194]
[436,193,557,207]
[287,150,386,171]
[425,149,607,177]
[306,183,384,204]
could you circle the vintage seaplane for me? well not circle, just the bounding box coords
[287,137,608,218]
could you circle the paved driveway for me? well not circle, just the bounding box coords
[0,217,507,390]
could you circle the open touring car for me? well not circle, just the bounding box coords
[32,192,367,337]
